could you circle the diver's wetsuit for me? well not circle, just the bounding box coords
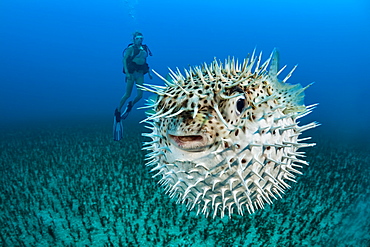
[126,60,149,74]
[124,45,149,74]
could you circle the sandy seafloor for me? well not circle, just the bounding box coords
[0,119,369,247]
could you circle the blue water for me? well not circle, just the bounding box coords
[1,0,370,142]
[1,0,370,245]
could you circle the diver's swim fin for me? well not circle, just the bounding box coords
[121,101,133,120]
[113,109,123,141]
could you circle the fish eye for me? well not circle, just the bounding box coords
[236,96,246,115]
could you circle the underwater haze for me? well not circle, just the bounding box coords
[1,0,370,139]
[1,0,370,246]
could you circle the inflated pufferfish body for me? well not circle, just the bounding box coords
[140,49,318,218]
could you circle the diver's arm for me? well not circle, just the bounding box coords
[123,46,133,75]
[148,68,153,79]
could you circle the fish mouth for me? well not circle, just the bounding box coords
[168,134,210,152]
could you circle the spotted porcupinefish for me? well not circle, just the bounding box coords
[140,49,318,218]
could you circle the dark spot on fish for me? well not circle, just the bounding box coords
[235,129,239,136]
[182,99,188,107]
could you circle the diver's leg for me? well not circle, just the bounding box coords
[121,73,140,119]
[132,73,144,106]
[114,75,135,140]
[117,76,135,112]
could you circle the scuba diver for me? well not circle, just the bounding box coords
[113,31,153,141]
